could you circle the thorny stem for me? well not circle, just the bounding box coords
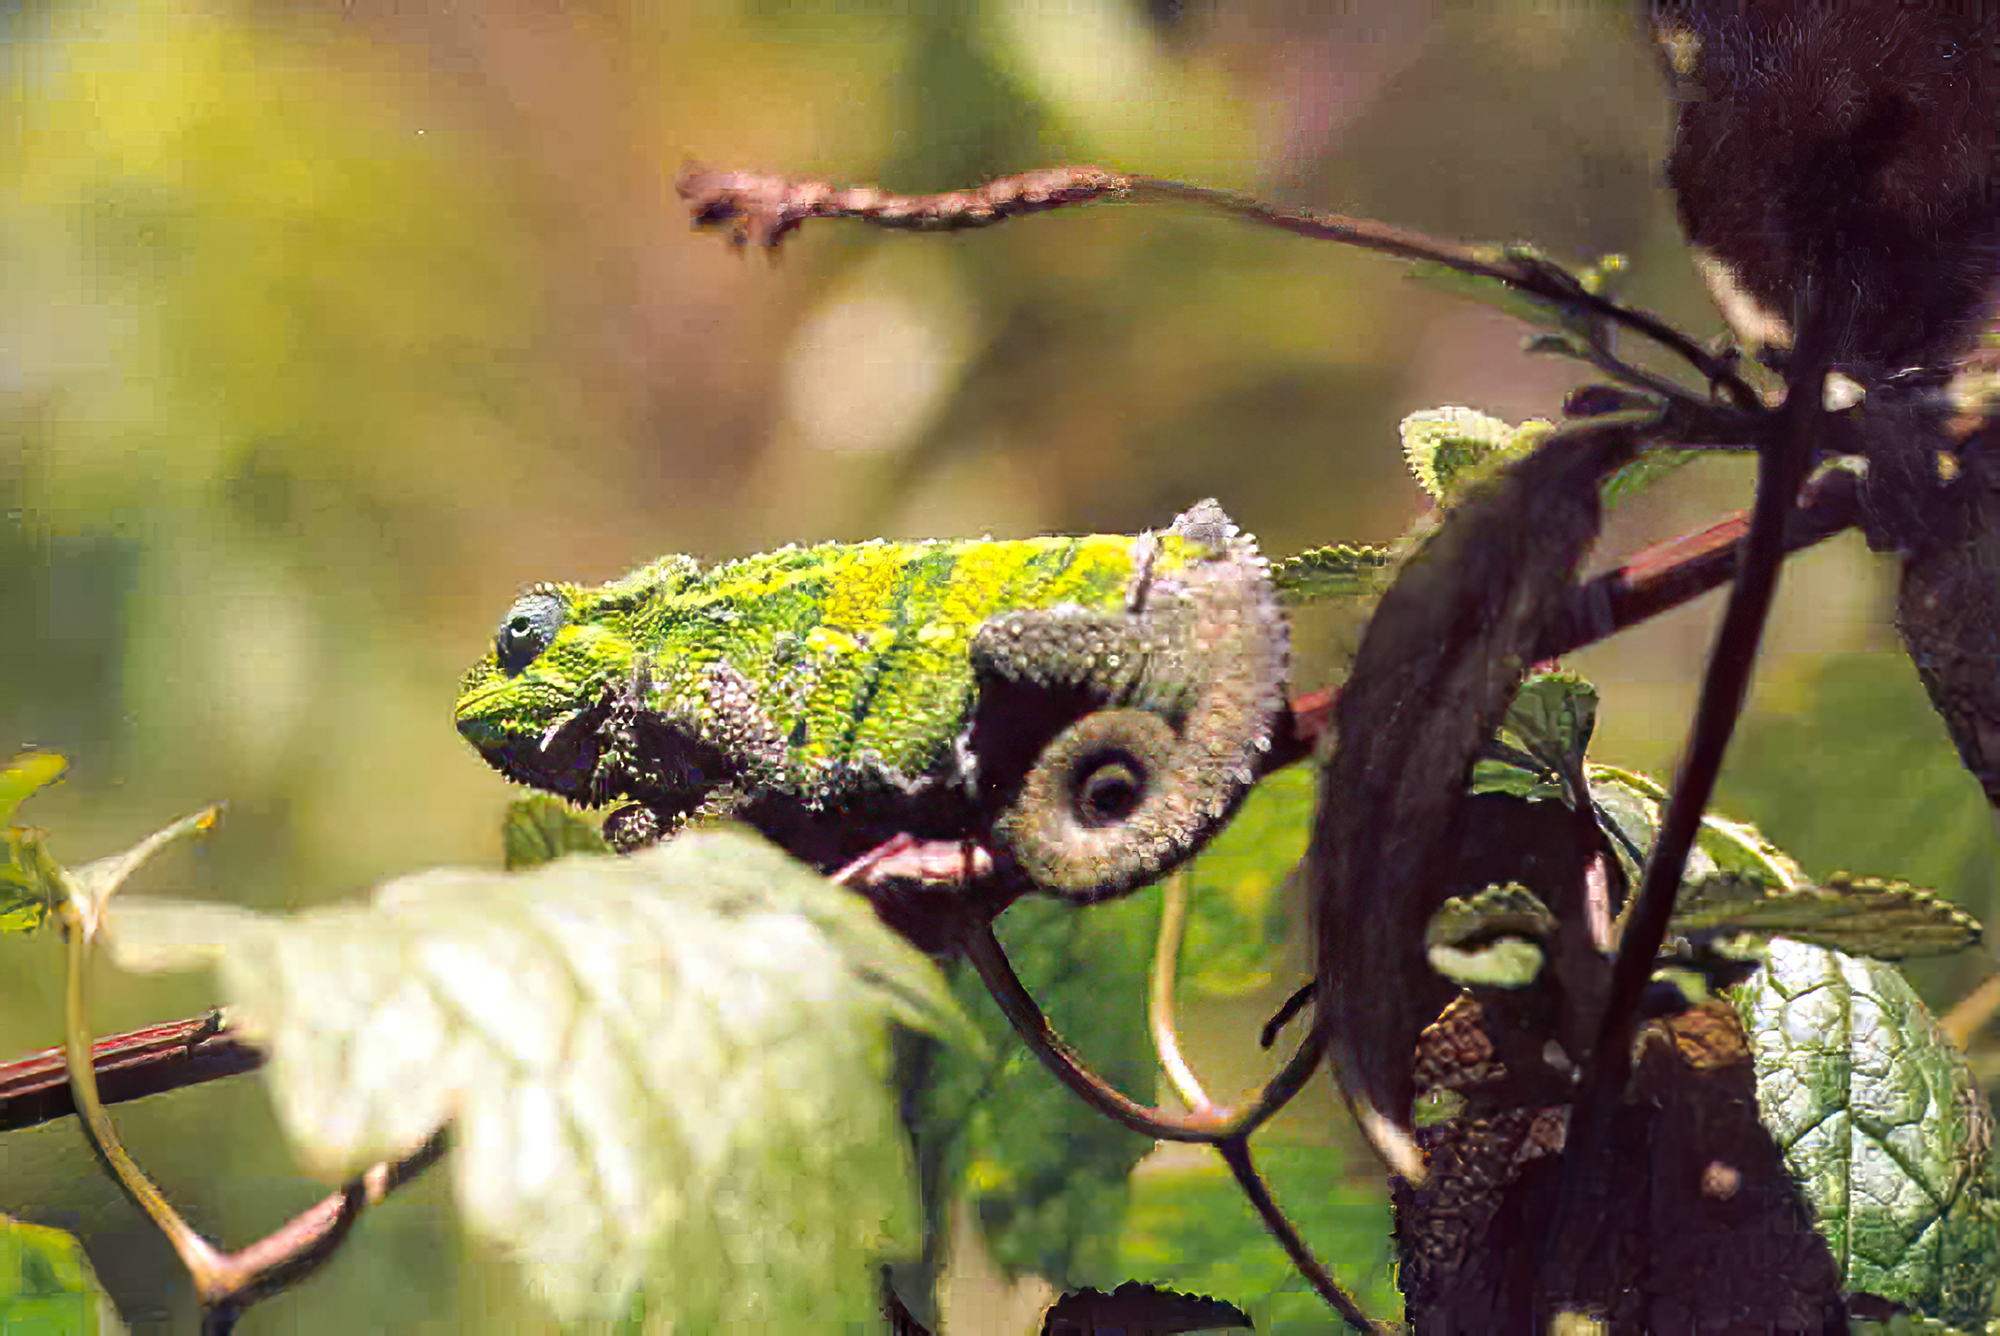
[1544,328,1829,1305]
[678,165,1765,414]
[1217,1136,1382,1334]
[1149,873,1215,1116]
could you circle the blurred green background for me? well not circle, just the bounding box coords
[4,0,1994,1329]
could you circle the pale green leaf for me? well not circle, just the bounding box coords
[104,830,975,1331]
[1399,407,1550,504]
[1427,938,1546,989]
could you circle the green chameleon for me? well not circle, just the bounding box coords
[453,411,1573,903]
[455,500,1395,904]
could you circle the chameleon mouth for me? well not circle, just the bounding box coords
[479,698,614,804]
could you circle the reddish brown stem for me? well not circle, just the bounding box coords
[208,1129,449,1312]
[1217,1136,1381,1334]
[0,1012,263,1131]
[1270,469,1861,769]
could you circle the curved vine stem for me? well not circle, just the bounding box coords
[1149,873,1215,1116]
[961,919,1371,1328]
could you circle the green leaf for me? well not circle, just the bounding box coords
[911,892,1161,1294]
[1736,939,2000,1326]
[1399,407,1552,505]
[1599,448,1697,507]
[1504,671,1597,780]
[1115,1144,1397,1334]
[0,1216,123,1336]
[1176,765,1310,999]
[1425,883,1559,951]
[0,753,69,935]
[1470,671,1596,804]
[1676,873,1981,960]
[0,754,66,825]
[1269,543,1399,606]
[103,830,975,1332]
[1588,764,1808,905]
[501,794,610,870]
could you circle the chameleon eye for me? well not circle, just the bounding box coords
[494,591,567,676]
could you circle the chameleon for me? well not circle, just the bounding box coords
[454,501,1388,904]
[452,411,1609,907]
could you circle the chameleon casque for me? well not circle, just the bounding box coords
[455,501,1334,907]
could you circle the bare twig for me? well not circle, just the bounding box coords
[678,164,1764,414]
[1269,471,1861,770]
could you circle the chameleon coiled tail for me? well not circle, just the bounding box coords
[978,500,1290,902]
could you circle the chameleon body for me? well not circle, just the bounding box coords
[455,501,1290,902]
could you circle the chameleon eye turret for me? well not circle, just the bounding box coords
[495,589,568,676]
[453,501,1289,906]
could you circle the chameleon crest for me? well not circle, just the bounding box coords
[455,501,1288,902]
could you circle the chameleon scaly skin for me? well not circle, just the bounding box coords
[455,501,1288,902]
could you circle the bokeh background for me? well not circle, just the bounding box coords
[3,0,1996,1330]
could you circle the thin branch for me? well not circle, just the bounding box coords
[1216,1136,1381,1334]
[1543,325,1830,1306]
[210,1129,451,1311]
[677,165,1763,413]
[1534,462,1861,662]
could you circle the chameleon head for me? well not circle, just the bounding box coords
[454,555,704,810]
